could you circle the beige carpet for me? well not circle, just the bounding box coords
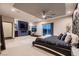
[0,36,54,56]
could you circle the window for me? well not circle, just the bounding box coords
[32,26,37,32]
[43,23,53,35]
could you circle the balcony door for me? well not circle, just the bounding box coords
[43,23,53,36]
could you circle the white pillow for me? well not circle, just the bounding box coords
[65,33,71,44]
[71,33,79,45]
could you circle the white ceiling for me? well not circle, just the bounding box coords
[0,3,76,22]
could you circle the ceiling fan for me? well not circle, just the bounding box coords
[42,10,56,19]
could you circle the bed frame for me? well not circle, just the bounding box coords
[32,41,71,56]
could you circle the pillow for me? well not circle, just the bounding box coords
[65,33,71,44]
[58,33,63,40]
[61,33,67,41]
[71,33,79,46]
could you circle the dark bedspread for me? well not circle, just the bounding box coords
[35,36,69,46]
[33,35,71,56]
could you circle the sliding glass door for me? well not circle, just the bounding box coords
[43,23,53,36]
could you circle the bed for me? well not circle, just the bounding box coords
[32,35,71,56]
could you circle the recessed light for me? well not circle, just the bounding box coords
[11,8,16,12]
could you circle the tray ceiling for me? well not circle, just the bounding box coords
[14,3,66,19]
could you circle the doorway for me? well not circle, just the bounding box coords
[2,22,13,39]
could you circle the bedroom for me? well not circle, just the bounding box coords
[0,3,79,56]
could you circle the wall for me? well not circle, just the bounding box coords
[35,22,49,36]
[35,15,72,36]
[28,22,43,35]
[35,23,43,35]
[2,16,14,22]
[28,22,35,31]
[2,16,14,38]
[54,16,72,36]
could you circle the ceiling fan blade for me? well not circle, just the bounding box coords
[41,10,56,19]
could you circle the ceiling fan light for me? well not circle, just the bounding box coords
[42,15,46,19]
